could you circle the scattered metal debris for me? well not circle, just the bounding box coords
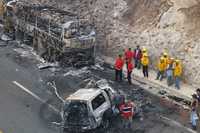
[167,95,191,106]
[0,34,12,41]
[63,67,90,77]
[37,62,59,70]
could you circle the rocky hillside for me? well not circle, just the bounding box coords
[20,0,200,85]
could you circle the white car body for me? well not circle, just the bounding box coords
[63,87,115,131]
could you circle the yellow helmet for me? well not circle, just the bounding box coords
[160,57,164,60]
[163,52,168,56]
[143,53,148,57]
[175,59,180,63]
[142,48,147,52]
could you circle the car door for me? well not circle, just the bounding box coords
[91,92,110,125]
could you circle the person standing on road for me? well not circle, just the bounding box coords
[115,54,124,81]
[163,53,168,68]
[161,52,169,78]
[196,89,200,131]
[134,45,142,69]
[174,60,182,89]
[156,57,165,81]
[127,60,134,84]
[196,89,200,117]
[190,94,199,130]
[141,53,149,78]
[166,58,175,86]
[124,48,134,69]
[119,100,135,129]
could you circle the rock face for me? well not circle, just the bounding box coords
[62,0,200,85]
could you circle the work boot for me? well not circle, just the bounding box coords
[192,125,197,130]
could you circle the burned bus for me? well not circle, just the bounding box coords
[4,0,96,67]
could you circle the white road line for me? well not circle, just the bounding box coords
[12,81,59,113]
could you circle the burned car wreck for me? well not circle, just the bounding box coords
[4,0,96,67]
[50,80,126,132]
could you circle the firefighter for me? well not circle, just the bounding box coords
[163,52,168,66]
[115,54,124,81]
[119,99,135,129]
[124,48,134,69]
[127,59,134,84]
[166,57,175,86]
[141,53,149,78]
[162,52,169,78]
[156,57,165,81]
[174,60,182,89]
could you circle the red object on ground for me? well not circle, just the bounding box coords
[115,58,124,70]
[119,101,135,119]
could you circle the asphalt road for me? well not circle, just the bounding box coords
[0,42,58,133]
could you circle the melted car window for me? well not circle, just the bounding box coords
[92,93,106,110]
[64,101,89,125]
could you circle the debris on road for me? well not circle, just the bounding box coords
[59,48,95,68]
[63,67,90,77]
[0,34,12,41]
[167,95,191,106]
[37,62,59,70]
